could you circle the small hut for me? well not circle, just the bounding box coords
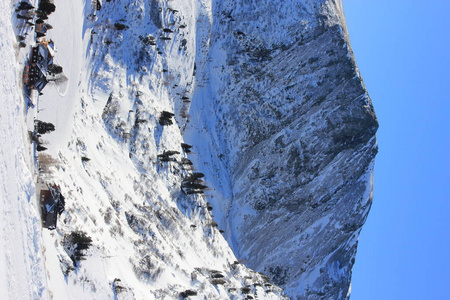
[39,183,65,230]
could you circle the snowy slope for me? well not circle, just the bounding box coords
[0,1,48,299]
[6,0,287,299]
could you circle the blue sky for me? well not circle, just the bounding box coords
[343,1,450,299]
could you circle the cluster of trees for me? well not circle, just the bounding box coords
[181,172,207,194]
[63,231,92,266]
[35,120,55,134]
[180,290,197,298]
[157,150,180,162]
[159,111,175,125]
[31,120,55,152]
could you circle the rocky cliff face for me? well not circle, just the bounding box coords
[5,0,376,299]
[187,0,378,299]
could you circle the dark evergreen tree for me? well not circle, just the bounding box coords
[16,1,34,11]
[181,143,193,153]
[64,231,92,266]
[36,144,47,152]
[48,64,63,74]
[35,120,55,134]
[159,111,175,125]
[38,0,56,15]
[114,23,128,30]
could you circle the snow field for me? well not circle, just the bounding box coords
[0,0,49,299]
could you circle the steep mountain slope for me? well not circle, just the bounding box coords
[186,0,378,299]
[2,0,376,299]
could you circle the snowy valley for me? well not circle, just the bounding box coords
[1,0,377,299]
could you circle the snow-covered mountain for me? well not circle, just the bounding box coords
[188,1,378,298]
[1,0,377,299]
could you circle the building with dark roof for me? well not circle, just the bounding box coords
[23,41,54,92]
[39,184,65,230]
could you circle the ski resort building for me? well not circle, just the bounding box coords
[37,180,65,230]
[23,40,54,92]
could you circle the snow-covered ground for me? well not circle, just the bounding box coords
[2,0,289,298]
[0,1,48,299]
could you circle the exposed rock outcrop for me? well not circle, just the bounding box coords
[188,0,378,298]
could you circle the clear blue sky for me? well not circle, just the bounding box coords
[343,1,450,299]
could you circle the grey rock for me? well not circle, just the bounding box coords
[193,0,378,299]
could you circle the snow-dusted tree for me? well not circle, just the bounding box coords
[63,231,93,266]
